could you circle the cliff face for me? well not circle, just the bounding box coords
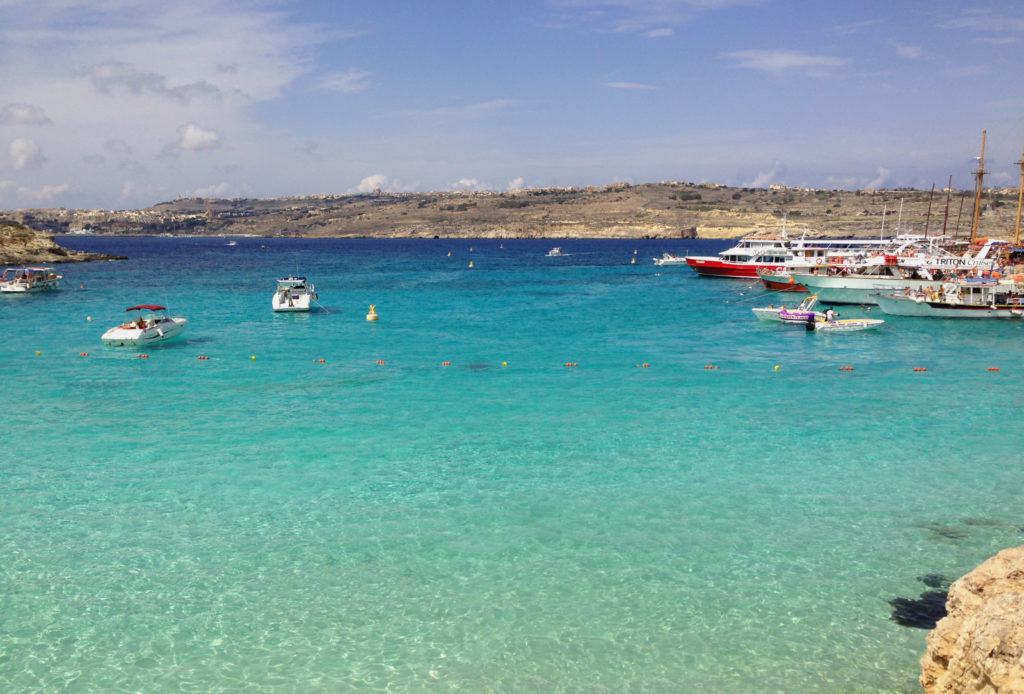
[0,223,121,264]
[921,545,1024,694]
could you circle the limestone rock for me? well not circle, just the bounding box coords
[0,222,121,264]
[922,545,1024,693]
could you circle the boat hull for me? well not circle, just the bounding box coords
[685,257,760,278]
[101,318,188,345]
[873,294,1024,319]
[793,275,938,305]
[814,318,885,332]
[272,294,315,311]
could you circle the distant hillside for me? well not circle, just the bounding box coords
[5,182,1022,240]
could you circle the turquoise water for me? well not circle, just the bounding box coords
[2,237,1022,693]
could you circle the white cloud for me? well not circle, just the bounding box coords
[890,41,922,59]
[866,167,891,190]
[192,182,232,198]
[357,174,390,193]
[318,69,371,93]
[743,161,785,188]
[449,178,486,191]
[643,27,673,38]
[8,138,46,170]
[18,183,69,200]
[0,103,52,126]
[508,177,525,191]
[724,49,849,75]
[605,81,656,89]
[416,99,519,120]
[178,123,222,151]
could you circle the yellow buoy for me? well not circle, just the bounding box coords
[250,355,256,360]
[774,365,780,371]
[468,260,473,268]
[366,304,379,321]
[502,361,508,367]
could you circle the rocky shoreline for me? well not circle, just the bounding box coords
[921,545,1024,693]
[0,222,124,265]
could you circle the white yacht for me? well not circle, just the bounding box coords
[101,305,188,345]
[272,277,318,312]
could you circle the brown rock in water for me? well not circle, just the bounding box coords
[921,545,1024,693]
[0,222,123,264]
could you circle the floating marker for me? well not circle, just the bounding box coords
[442,361,451,366]
[774,365,780,371]
[366,304,379,321]
[988,367,1000,371]
[502,361,507,367]
[250,355,256,360]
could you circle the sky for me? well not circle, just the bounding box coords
[1,0,1023,210]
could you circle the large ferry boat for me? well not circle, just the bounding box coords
[685,232,896,279]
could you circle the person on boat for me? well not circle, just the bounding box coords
[824,307,835,322]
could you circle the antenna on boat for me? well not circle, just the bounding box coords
[941,175,952,236]
[880,202,886,239]
[971,130,988,244]
[1014,143,1024,246]
[896,198,904,234]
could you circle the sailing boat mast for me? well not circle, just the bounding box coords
[1015,144,1024,246]
[941,175,952,236]
[924,184,935,236]
[971,130,988,243]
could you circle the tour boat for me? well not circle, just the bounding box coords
[0,266,62,293]
[272,276,318,312]
[752,295,821,322]
[653,252,688,266]
[101,305,188,345]
[786,237,1009,304]
[546,247,564,257]
[873,280,1024,319]
[686,232,895,279]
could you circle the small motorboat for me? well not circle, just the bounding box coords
[546,247,564,257]
[272,276,318,312]
[101,305,188,345]
[1,266,62,293]
[653,252,687,266]
[752,295,821,322]
[812,318,885,332]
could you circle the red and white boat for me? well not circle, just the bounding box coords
[685,232,895,280]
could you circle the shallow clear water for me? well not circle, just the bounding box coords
[2,237,1022,693]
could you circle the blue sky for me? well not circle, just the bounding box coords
[1,0,1023,210]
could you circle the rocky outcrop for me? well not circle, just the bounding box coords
[0,223,123,264]
[921,545,1024,693]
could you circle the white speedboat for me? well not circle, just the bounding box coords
[101,305,188,345]
[272,276,317,312]
[653,252,687,266]
[812,318,885,332]
[752,295,821,322]
[546,247,564,257]
[1,266,62,293]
